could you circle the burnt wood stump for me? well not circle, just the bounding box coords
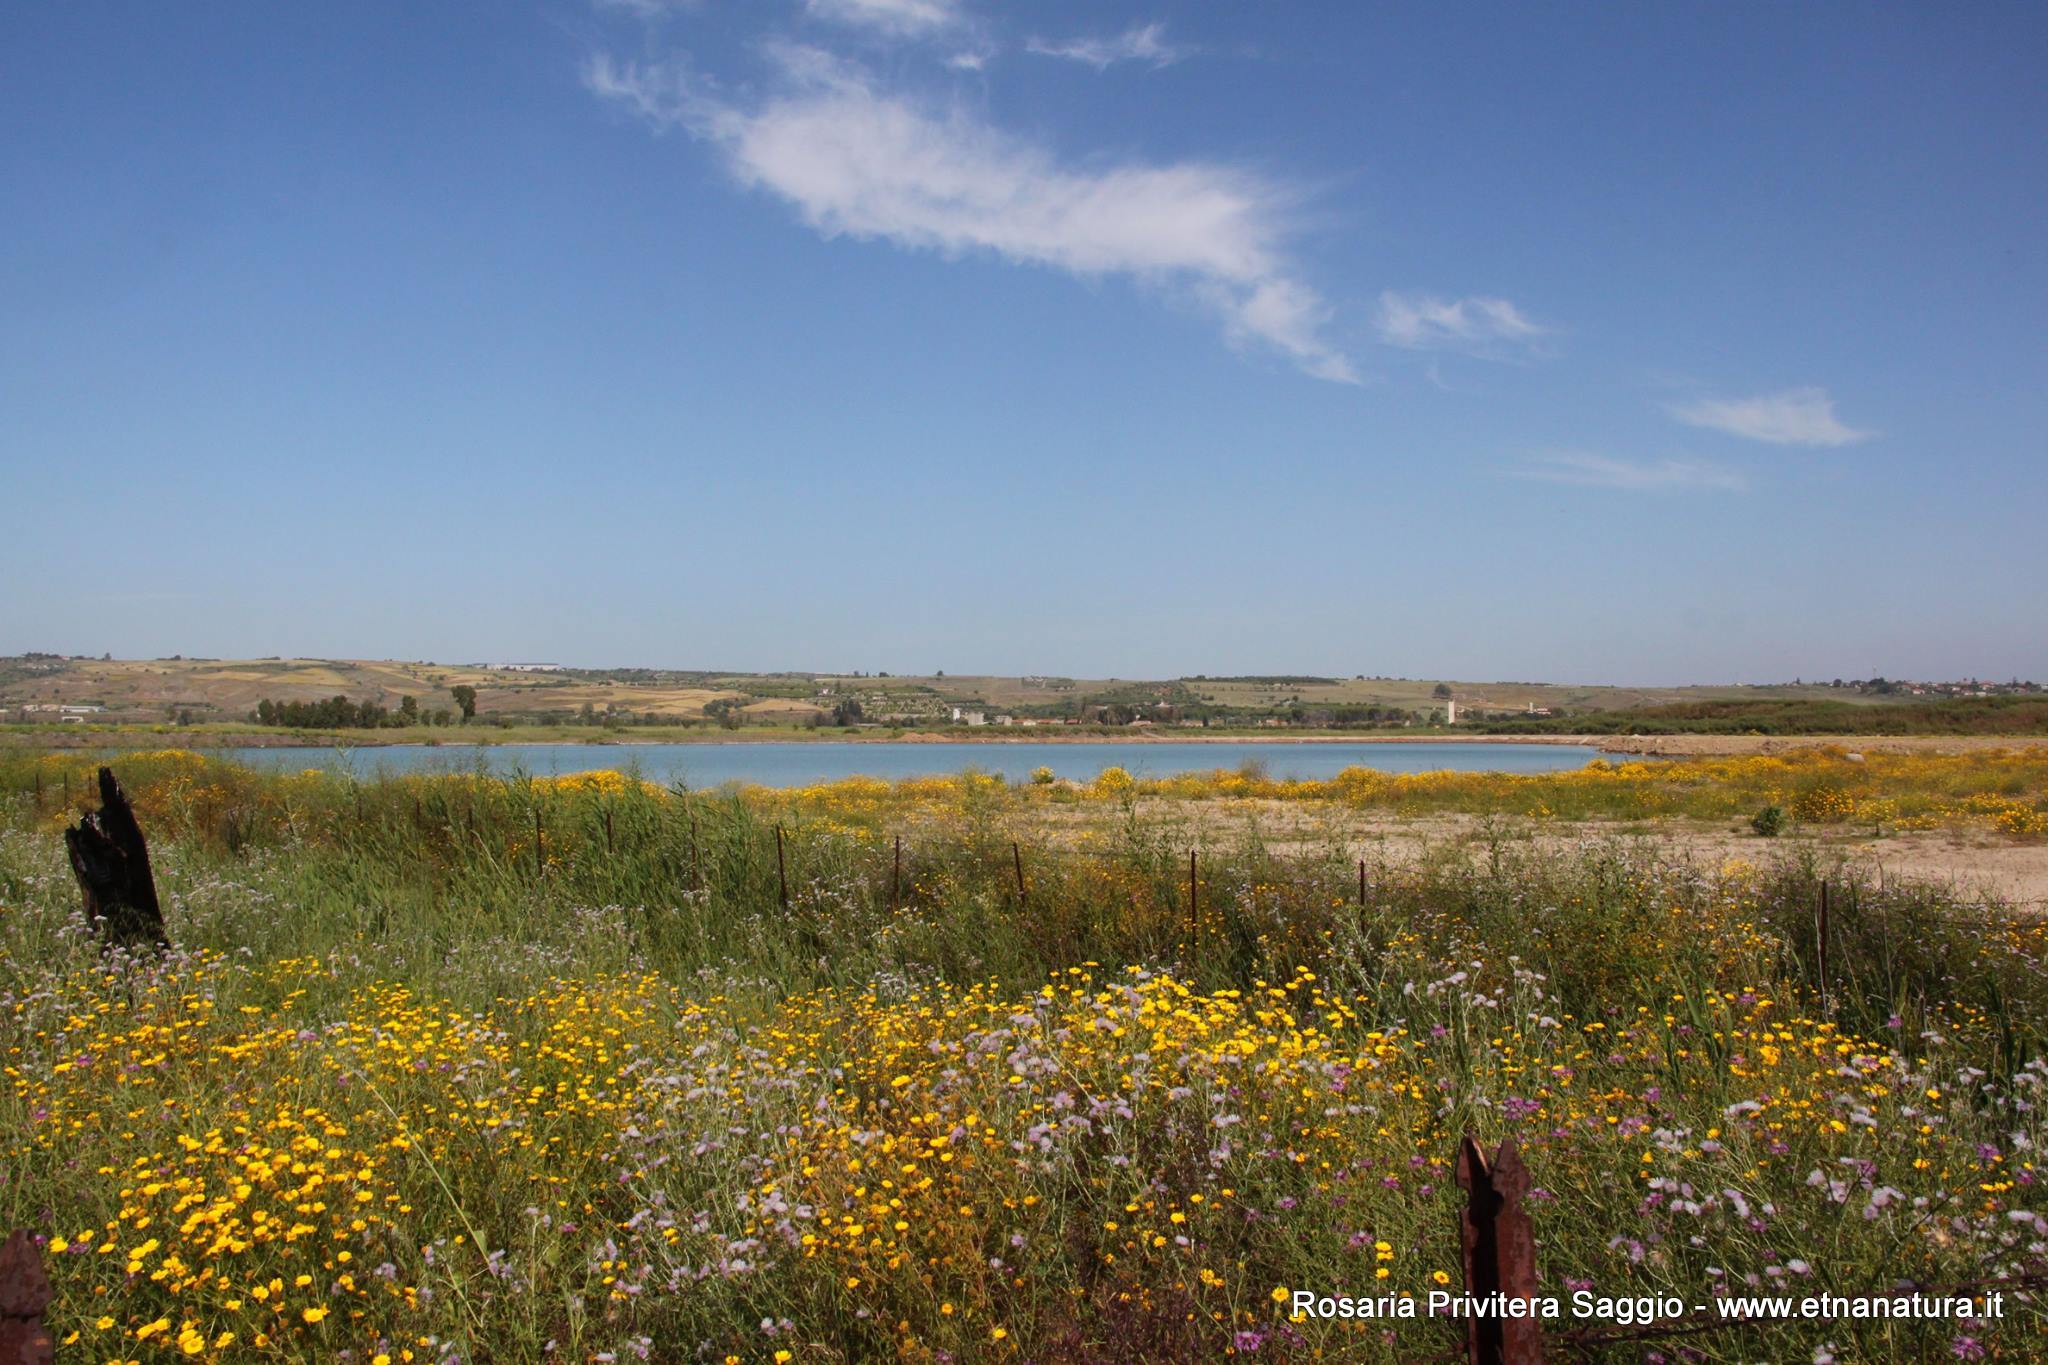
[0,1231,53,1365]
[64,767,167,950]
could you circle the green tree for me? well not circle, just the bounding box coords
[450,685,477,721]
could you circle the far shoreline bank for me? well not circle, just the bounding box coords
[9,727,2045,759]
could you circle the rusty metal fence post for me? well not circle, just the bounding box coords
[1817,880,1831,1012]
[775,824,789,910]
[0,1231,52,1365]
[1456,1135,1544,1364]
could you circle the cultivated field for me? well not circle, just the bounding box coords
[0,657,744,725]
[3,749,2046,1360]
[3,655,1961,737]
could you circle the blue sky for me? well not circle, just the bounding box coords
[4,2,2043,683]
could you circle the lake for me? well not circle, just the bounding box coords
[218,740,1609,787]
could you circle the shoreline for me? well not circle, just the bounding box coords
[10,728,2046,758]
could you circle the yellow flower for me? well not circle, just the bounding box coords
[1433,1270,1451,1285]
[1270,1286,1290,1303]
[302,1306,329,1324]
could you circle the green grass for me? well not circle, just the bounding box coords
[2,756,2044,1360]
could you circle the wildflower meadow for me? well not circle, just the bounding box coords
[2,749,2046,1361]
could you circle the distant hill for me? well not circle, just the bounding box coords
[0,655,2038,735]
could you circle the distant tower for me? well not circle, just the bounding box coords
[1446,698,1458,725]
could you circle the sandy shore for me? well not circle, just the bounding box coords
[1017,799,2048,907]
[1577,734,2048,757]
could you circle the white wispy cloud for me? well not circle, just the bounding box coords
[582,53,710,128]
[1026,22,1190,71]
[1376,292,1549,356]
[584,50,1357,383]
[591,0,699,18]
[1515,453,1747,493]
[805,0,960,37]
[1667,387,1871,447]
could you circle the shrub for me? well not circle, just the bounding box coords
[1092,765,1136,798]
[1751,803,1786,837]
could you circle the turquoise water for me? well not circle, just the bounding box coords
[218,740,1608,787]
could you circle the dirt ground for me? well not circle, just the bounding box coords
[1020,798,2048,908]
[1573,734,2048,758]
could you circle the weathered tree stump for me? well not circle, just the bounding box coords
[64,767,167,949]
[0,1231,53,1365]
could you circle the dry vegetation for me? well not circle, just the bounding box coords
[3,749,2046,1360]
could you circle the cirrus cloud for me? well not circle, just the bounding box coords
[1376,291,1550,358]
[1514,452,1747,493]
[1667,387,1871,447]
[805,0,960,37]
[1026,23,1191,72]
[584,49,1358,383]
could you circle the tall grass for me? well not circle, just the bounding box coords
[1,753,2044,1360]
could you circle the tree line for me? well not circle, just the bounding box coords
[251,686,478,729]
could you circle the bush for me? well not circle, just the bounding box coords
[1751,803,1786,837]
